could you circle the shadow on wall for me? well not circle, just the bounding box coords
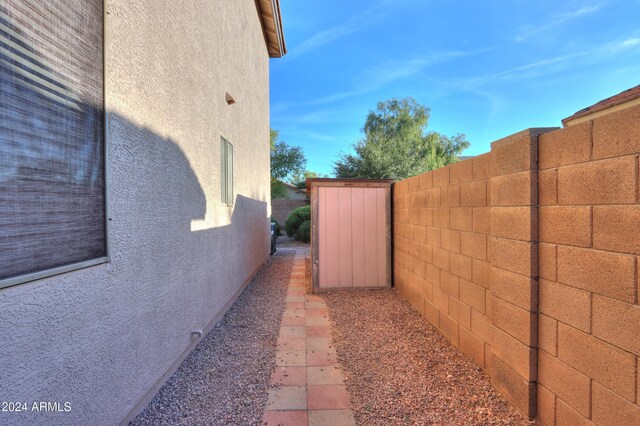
[91,114,269,418]
[107,109,270,276]
[1,75,269,426]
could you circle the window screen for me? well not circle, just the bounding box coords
[0,1,106,284]
[220,137,233,206]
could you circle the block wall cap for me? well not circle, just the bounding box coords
[491,128,559,149]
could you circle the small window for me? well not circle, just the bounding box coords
[220,137,234,206]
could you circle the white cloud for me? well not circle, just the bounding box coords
[290,3,386,58]
[296,131,338,143]
[305,49,490,106]
[447,34,640,91]
[288,0,428,59]
[615,37,640,49]
[286,110,334,125]
[516,4,603,42]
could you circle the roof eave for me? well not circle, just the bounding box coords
[562,84,640,126]
[255,0,287,58]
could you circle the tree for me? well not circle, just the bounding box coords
[270,129,306,198]
[333,97,469,180]
[289,170,327,189]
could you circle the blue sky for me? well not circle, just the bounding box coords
[269,0,640,176]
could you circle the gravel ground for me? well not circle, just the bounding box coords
[322,289,532,426]
[131,250,294,426]
[276,235,309,248]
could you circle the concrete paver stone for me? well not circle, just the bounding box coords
[307,366,345,386]
[307,385,351,410]
[308,410,356,426]
[271,366,307,386]
[262,410,308,426]
[262,248,356,425]
[266,386,307,411]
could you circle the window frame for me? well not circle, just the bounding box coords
[0,0,110,290]
[220,136,234,206]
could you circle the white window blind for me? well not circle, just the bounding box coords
[0,1,106,285]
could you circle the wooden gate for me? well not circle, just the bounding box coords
[308,179,392,291]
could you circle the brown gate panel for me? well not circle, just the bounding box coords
[309,179,392,291]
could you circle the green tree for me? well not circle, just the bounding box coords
[271,129,306,198]
[271,181,288,199]
[333,97,469,180]
[289,170,328,189]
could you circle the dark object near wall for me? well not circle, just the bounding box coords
[270,223,277,255]
[0,1,106,284]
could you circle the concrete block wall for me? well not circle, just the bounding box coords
[536,105,640,425]
[393,103,640,423]
[271,198,308,227]
[394,152,493,376]
[486,129,546,416]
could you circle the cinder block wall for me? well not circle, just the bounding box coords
[394,152,493,369]
[536,105,640,425]
[393,104,640,423]
[272,198,308,227]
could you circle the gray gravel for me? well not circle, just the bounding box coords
[276,235,308,248]
[322,289,532,426]
[131,250,294,426]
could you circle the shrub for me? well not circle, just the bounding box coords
[271,219,282,236]
[296,220,311,243]
[284,205,310,238]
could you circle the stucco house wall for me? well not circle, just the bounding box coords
[0,1,276,425]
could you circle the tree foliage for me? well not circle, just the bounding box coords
[290,170,328,189]
[296,220,311,243]
[271,129,306,198]
[333,97,470,180]
[284,205,311,238]
[271,181,288,199]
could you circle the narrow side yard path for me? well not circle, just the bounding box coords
[131,251,293,425]
[130,248,529,425]
[262,248,356,426]
[322,289,532,426]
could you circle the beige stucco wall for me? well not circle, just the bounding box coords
[0,1,271,425]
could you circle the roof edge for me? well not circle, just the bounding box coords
[255,0,287,58]
[306,178,394,193]
[276,179,305,192]
[562,84,640,126]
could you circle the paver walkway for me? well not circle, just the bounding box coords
[262,248,356,426]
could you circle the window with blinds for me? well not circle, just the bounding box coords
[0,1,106,286]
[220,137,234,206]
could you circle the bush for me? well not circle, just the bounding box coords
[284,205,310,238]
[271,219,282,236]
[296,220,311,243]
